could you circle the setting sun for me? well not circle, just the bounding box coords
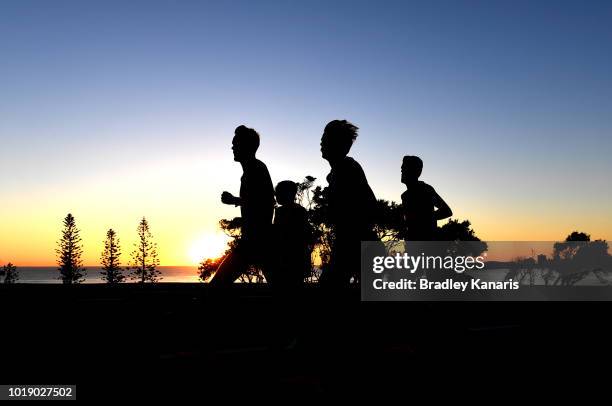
[188,233,230,265]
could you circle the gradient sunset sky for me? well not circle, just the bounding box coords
[1,0,611,266]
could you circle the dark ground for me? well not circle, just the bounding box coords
[2,283,611,400]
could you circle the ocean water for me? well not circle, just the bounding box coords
[2,267,608,285]
[5,266,201,283]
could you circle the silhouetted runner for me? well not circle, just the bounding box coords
[270,181,312,348]
[210,125,275,286]
[400,155,452,241]
[272,180,312,288]
[319,120,378,287]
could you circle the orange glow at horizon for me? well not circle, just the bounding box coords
[1,154,612,267]
[0,156,241,267]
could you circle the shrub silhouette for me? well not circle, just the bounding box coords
[2,263,19,284]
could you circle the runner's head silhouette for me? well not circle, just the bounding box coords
[320,120,359,163]
[401,155,423,185]
[232,125,260,162]
[275,180,297,206]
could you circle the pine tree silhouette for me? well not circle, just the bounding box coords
[129,217,161,283]
[56,213,86,284]
[100,229,125,284]
[2,263,19,284]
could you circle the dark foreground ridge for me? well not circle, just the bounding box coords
[3,283,612,399]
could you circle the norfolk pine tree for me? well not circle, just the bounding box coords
[56,213,86,284]
[100,229,125,283]
[129,217,161,283]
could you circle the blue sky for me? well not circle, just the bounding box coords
[1,0,611,264]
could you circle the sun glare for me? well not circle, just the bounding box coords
[188,233,230,264]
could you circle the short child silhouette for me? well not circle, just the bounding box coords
[401,156,452,241]
[273,180,311,287]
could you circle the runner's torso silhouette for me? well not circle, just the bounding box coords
[239,158,274,243]
[401,181,437,241]
[326,156,377,241]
